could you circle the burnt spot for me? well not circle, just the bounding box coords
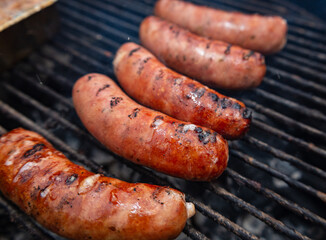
[171,29,180,37]
[143,57,151,63]
[175,123,186,133]
[195,127,203,133]
[23,143,45,158]
[95,182,108,193]
[110,97,123,108]
[193,88,206,98]
[128,108,140,119]
[187,83,195,89]
[57,195,74,210]
[65,174,78,185]
[243,51,255,60]
[151,115,164,127]
[128,47,141,57]
[208,92,219,102]
[224,44,232,55]
[152,187,164,205]
[242,108,252,119]
[233,103,242,110]
[210,132,218,143]
[137,57,151,75]
[96,84,110,96]
[206,42,212,49]
[155,69,164,80]
[169,25,173,30]
[183,55,187,61]
[250,35,256,39]
[221,98,232,109]
[87,75,94,81]
[109,226,116,231]
[198,130,211,145]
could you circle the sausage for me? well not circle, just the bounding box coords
[113,42,251,139]
[0,128,195,240]
[73,73,228,181]
[154,0,287,55]
[139,16,266,90]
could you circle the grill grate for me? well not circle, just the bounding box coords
[1,0,326,239]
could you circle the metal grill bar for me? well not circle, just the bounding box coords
[230,148,326,203]
[253,89,326,122]
[0,83,102,148]
[12,70,74,108]
[0,125,6,135]
[262,78,326,109]
[0,193,55,240]
[285,44,326,63]
[244,99,326,142]
[183,224,210,240]
[243,135,326,180]
[287,35,326,54]
[267,67,326,96]
[252,120,326,159]
[273,56,326,82]
[225,168,326,228]
[0,101,106,176]
[278,52,326,72]
[58,5,138,43]
[209,184,311,240]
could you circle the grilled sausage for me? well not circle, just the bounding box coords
[73,74,228,181]
[0,128,195,240]
[154,0,287,55]
[140,16,266,90]
[114,42,251,139]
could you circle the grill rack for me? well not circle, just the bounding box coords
[0,0,326,239]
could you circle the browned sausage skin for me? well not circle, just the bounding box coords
[114,42,251,140]
[73,74,228,181]
[140,16,266,90]
[155,0,287,55]
[0,128,195,240]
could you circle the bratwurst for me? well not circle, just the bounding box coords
[0,128,195,240]
[114,42,251,139]
[155,0,287,55]
[140,16,266,90]
[73,74,228,181]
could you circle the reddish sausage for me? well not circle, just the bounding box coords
[73,74,228,181]
[114,42,251,140]
[140,16,266,90]
[0,128,195,240]
[154,0,287,55]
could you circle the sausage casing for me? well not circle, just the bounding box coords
[73,74,228,181]
[114,42,251,140]
[140,16,266,90]
[0,128,195,240]
[154,0,287,55]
